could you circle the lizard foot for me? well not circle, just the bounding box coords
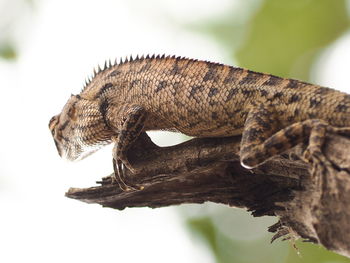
[112,158,143,191]
[302,145,339,196]
[301,124,344,196]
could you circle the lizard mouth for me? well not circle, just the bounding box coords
[53,140,63,158]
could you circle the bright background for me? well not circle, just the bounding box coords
[1,0,350,262]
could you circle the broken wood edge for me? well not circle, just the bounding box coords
[65,132,350,258]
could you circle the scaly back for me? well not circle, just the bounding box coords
[81,55,350,135]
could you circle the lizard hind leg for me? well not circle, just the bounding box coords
[240,116,329,169]
[240,104,282,169]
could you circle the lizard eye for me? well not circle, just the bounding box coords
[68,106,77,121]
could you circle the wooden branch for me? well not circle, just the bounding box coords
[66,132,350,258]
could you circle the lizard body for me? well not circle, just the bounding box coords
[49,55,350,190]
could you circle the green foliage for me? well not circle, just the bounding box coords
[236,0,349,80]
[191,0,349,80]
[286,241,350,263]
[187,216,350,263]
[0,43,16,60]
[187,216,288,263]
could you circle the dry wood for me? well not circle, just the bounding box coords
[66,131,350,258]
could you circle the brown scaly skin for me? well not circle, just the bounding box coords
[49,55,350,190]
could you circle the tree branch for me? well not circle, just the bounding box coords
[66,132,350,258]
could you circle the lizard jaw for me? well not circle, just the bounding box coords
[73,148,99,162]
[62,141,110,162]
[62,145,95,162]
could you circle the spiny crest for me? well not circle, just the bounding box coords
[81,54,198,92]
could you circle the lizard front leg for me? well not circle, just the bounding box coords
[111,105,147,191]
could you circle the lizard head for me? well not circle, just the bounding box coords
[49,94,113,161]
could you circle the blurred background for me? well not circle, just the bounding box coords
[1,0,350,262]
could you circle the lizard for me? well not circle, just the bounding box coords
[48,54,350,191]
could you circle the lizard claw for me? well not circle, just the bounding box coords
[121,157,138,174]
[112,158,143,191]
[112,158,126,190]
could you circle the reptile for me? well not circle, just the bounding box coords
[48,55,350,190]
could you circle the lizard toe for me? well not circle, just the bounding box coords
[240,157,257,169]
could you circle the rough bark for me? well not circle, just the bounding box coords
[66,132,350,258]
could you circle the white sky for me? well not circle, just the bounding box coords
[0,0,349,262]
